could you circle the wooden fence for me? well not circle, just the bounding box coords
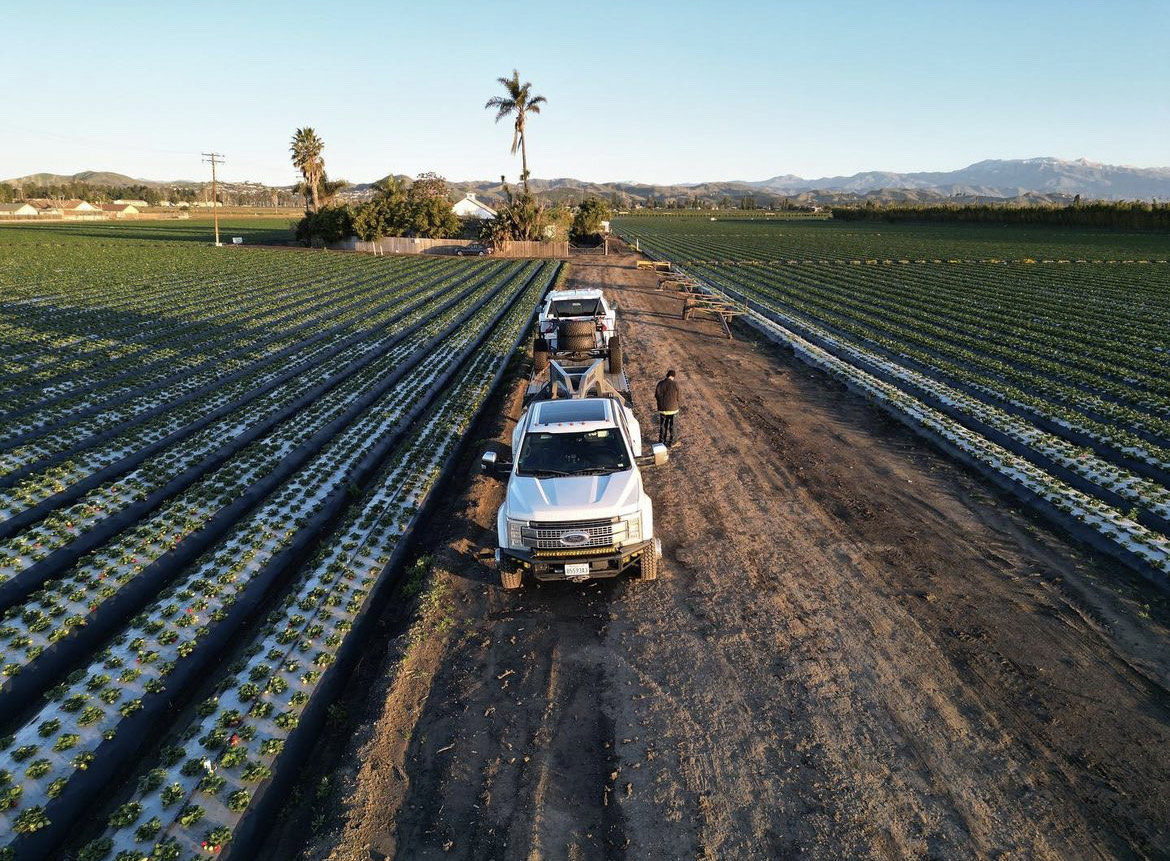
[496,240,569,258]
[336,237,569,259]
[338,237,467,255]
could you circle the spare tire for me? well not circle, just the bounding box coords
[560,319,597,338]
[608,335,623,374]
[533,337,549,372]
[561,334,596,352]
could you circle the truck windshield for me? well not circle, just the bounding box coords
[517,429,630,476]
[549,298,602,317]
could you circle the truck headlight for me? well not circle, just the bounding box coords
[507,518,526,548]
[625,513,642,543]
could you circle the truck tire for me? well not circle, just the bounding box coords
[560,319,596,338]
[608,335,623,374]
[637,548,657,581]
[533,337,549,372]
[500,568,523,589]
[561,334,596,351]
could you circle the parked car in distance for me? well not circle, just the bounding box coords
[457,243,493,256]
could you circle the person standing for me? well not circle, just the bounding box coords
[654,369,680,446]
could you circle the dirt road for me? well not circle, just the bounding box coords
[270,249,1170,861]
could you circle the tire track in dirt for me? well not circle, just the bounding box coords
[606,254,1170,860]
[278,249,1170,861]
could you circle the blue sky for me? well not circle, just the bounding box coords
[4,0,1168,187]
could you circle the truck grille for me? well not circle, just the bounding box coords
[522,518,616,550]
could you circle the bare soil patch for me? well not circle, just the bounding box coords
[265,246,1170,861]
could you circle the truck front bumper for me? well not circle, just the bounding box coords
[497,540,654,582]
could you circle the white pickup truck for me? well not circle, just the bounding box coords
[534,288,622,374]
[483,360,667,588]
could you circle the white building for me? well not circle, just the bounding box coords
[0,202,38,217]
[451,193,497,220]
[100,203,141,217]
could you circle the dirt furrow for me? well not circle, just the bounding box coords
[269,249,1170,861]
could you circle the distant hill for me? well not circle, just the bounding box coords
[3,171,200,188]
[740,158,1170,201]
[7,158,1169,206]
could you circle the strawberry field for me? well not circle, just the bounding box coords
[0,224,561,859]
[616,216,1170,581]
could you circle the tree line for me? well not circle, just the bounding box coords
[831,200,1170,230]
[291,70,611,247]
[0,180,304,208]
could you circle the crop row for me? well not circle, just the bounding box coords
[0,251,559,858]
[82,265,552,861]
[0,261,502,526]
[690,263,1170,463]
[616,215,1170,265]
[0,264,517,650]
[617,217,1170,580]
[742,308,1170,570]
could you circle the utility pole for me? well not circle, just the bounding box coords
[201,152,224,246]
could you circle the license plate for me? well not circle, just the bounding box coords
[564,563,591,578]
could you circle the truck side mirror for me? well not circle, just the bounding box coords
[481,450,511,477]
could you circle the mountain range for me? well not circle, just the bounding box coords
[6,158,1170,205]
[736,158,1170,200]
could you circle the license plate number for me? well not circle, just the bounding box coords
[564,563,591,578]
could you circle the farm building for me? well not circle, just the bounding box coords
[26,199,64,216]
[62,199,99,212]
[26,198,101,216]
[452,193,497,220]
[0,202,38,217]
[114,199,149,207]
[100,203,141,217]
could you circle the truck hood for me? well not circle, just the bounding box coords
[506,468,642,522]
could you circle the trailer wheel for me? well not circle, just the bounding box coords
[533,338,549,372]
[560,319,596,338]
[608,335,623,374]
[500,568,523,589]
[561,334,596,351]
[637,549,657,581]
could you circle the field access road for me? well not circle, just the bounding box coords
[272,246,1170,861]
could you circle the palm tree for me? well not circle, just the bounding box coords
[485,70,546,194]
[290,127,325,213]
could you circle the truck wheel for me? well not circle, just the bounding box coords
[608,335,623,374]
[638,549,657,581]
[533,338,549,372]
[560,319,596,338]
[501,568,523,589]
[561,334,595,351]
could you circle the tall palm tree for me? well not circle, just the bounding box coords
[485,70,546,194]
[290,127,325,213]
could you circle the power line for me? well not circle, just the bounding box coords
[201,152,225,246]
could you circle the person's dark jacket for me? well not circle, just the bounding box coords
[655,376,680,413]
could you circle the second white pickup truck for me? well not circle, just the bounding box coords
[533,288,622,374]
